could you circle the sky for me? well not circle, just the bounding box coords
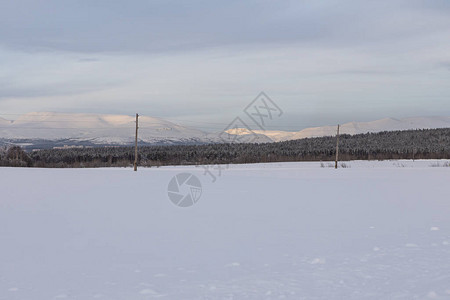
[1,0,450,131]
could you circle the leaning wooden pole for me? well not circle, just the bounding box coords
[335,124,340,169]
[134,113,139,171]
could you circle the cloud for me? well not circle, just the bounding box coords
[439,62,450,71]
[0,0,448,53]
[0,1,449,129]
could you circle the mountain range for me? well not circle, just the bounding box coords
[227,116,450,142]
[1,112,450,149]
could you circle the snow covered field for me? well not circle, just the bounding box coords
[1,160,450,299]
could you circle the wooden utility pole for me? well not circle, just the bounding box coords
[335,124,340,169]
[134,113,139,171]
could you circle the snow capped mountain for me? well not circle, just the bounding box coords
[228,116,450,142]
[0,117,12,126]
[0,112,214,144]
[1,113,449,148]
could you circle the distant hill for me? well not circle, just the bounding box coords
[1,112,449,149]
[0,117,12,126]
[3,127,450,168]
[0,112,211,144]
[228,116,450,142]
[0,112,271,148]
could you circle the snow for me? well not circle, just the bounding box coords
[1,113,450,144]
[0,112,212,144]
[0,118,11,126]
[231,116,450,142]
[0,160,450,299]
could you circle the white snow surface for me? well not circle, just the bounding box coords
[1,160,450,299]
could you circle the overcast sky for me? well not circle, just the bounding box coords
[1,0,449,130]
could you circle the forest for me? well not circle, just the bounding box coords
[1,128,450,168]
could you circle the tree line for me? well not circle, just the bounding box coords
[1,128,450,168]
